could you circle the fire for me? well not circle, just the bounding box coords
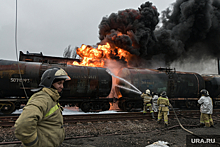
[73,43,132,67]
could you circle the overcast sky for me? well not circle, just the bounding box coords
[0,0,175,61]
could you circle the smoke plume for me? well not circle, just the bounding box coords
[98,2,159,59]
[98,0,220,67]
[158,0,220,63]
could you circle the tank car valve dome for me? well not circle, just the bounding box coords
[161,91,167,97]
[146,89,150,94]
[200,89,209,96]
[39,68,71,88]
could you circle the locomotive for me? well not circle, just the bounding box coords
[0,51,219,114]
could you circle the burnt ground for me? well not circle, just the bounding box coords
[0,115,219,147]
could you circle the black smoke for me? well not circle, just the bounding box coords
[98,0,220,66]
[158,0,220,64]
[98,2,159,59]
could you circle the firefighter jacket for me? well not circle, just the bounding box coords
[14,87,65,147]
[152,95,159,104]
[157,96,169,111]
[152,95,159,112]
[198,96,213,114]
[141,93,152,104]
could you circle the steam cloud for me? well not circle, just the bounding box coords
[98,0,220,67]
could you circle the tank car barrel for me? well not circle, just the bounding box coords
[63,65,112,98]
[201,74,220,98]
[116,68,205,98]
[0,60,112,98]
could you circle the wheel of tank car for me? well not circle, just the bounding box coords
[93,102,101,110]
[14,102,21,109]
[125,102,133,112]
[135,102,142,109]
[80,102,91,112]
[119,102,126,112]
[1,101,16,114]
[101,102,110,111]
[118,101,123,110]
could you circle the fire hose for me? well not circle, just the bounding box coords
[170,104,220,145]
[169,104,194,134]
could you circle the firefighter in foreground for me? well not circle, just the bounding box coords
[157,91,170,127]
[141,89,155,119]
[198,89,214,127]
[14,68,71,147]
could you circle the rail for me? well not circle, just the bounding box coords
[0,109,219,127]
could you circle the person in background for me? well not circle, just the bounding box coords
[198,89,214,127]
[157,91,170,127]
[141,89,155,119]
[14,67,71,147]
[152,92,159,113]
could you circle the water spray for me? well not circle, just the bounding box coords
[106,68,142,94]
[115,85,142,95]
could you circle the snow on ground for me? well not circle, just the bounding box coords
[12,107,124,115]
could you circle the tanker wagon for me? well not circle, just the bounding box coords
[115,67,207,111]
[0,59,113,114]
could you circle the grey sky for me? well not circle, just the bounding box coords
[0,0,175,60]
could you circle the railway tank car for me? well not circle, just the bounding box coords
[1,51,220,114]
[115,67,220,111]
[0,59,113,114]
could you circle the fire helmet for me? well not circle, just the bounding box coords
[161,91,167,97]
[39,67,71,88]
[200,89,209,96]
[146,89,151,95]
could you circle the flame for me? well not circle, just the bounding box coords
[73,43,132,67]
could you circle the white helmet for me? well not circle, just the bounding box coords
[146,89,150,94]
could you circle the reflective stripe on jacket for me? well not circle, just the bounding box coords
[14,88,65,147]
[198,96,213,114]
[141,93,152,103]
[157,96,169,111]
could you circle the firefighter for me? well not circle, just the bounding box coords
[141,89,155,119]
[198,89,214,127]
[14,67,71,147]
[152,92,159,112]
[157,91,170,127]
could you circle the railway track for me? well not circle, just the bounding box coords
[0,109,220,127]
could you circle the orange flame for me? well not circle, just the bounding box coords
[73,43,132,67]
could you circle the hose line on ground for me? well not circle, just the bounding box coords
[170,104,194,134]
[170,104,220,146]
